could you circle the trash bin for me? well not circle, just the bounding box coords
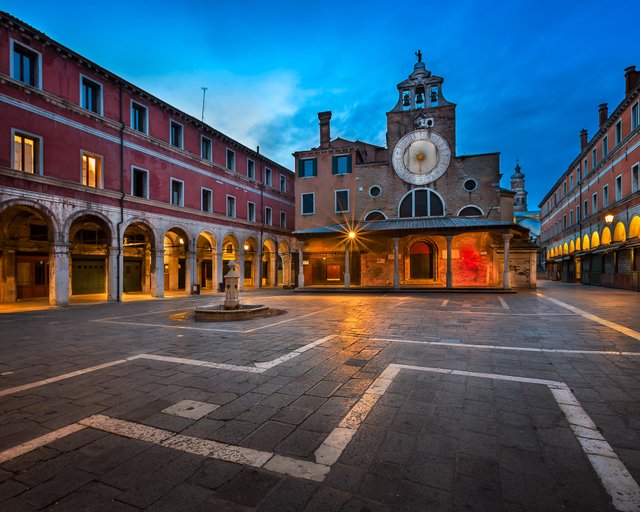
[191,284,200,295]
[218,282,225,292]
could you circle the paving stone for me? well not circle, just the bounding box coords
[254,477,317,511]
[214,468,281,507]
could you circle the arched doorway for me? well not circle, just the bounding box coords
[69,214,113,297]
[262,239,276,287]
[409,241,435,280]
[164,228,189,292]
[242,237,258,288]
[222,235,238,278]
[0,203,55,302]
[123,222,155,295]
[197,233,215,291]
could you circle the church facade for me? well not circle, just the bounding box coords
[293,55,536,289]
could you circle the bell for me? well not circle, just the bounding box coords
[430,90,438,103]
[415,92,424,105]
[402,94,410,107]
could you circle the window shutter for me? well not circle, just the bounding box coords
[312,158,317,176]
[331,156,338,175]
[346,154,352,173]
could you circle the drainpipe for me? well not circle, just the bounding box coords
[116,84,125,302]
[258,146,264,288]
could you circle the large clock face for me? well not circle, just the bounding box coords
[392,130,451,185]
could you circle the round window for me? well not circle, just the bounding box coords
[463,179,477,192]
[369,185,382,197]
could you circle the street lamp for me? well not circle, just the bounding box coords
[604,213,614,224]
[348,231,356,239]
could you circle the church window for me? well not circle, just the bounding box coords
[364,211,386,221]
[398,188,445,218]
[463,179,477,192]
[369,185,381,197]
[458,206,483,217]
[332,155,352,175]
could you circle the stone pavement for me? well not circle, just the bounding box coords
[0,281,639,511]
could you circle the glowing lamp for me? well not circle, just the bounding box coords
[348,231,356,239]
[243,244,250,251]
[604,213,614,224]
[179,238,184,244]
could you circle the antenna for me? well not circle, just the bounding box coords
[201,87,208,122]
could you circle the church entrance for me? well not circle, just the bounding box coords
[409,241,435,280]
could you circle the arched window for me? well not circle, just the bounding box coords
[458,206,483,217]
[398,188,445,218]
[409,241,435,279]
[364,210,387,221]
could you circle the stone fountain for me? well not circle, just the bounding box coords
[193,260,273,321]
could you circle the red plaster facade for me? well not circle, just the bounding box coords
[0,11,296,305]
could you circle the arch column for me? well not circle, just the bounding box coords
[298,243,305,288]
[216,238,224,291]
[186,249,196,295]
[446,235,453,289]
[107,245,119,302]
[238,251,245,290]
[393,237,400,289]
[344,242,351,289]
[282,252,291,285]
[49,243,70,306]
[502,233,513,289]
[269,252,277,287]
[151,246,165,298]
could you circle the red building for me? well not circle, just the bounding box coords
[539,66,640,290]
[0,11,296,305]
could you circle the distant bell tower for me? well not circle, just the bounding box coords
[386,51,457,156]
[511,161,528,211]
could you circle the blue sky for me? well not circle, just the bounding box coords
[3,0,639,207]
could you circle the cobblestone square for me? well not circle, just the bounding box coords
[1,282,639,511]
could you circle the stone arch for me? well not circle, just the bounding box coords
[601,227,612,245]
[613,222,626,242]
[569,240,575,253]
[575,237,581,251]
[630,216,640,238]
[563,243,569,255]
[262,237,277,287]
[405,238,438,281]
[0,201,59,303]
[196,231,216,291]
[582,235,590,251]
[122,220,157,296]
[163,227,190,292]
[65,210,115,246]
[363,210,387,221]
[457,205,484,217]
[591,231,600,248]
[241,236,260,288]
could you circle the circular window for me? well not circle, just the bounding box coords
[463,179,478,192]
[369,185,382,197]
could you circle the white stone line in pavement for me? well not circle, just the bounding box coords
[0,423,87,464]
[81,414,330,482]
[0,335,338,397]
[497,296,510,310]
[538,293,640,342]
[93,306,337,334]
[0,358,133,398]
[370,337,640,356]
[318,364,640,512]
[441,299,449,307]
[254,334,338,369]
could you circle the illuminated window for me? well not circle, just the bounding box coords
[12,41,40,87]
[399,188,445,218]
[82,152,102,188]
[13,132,40,174]
[131,102,148,133]
[80,75,102,114]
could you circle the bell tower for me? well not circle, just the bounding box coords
[386,52,457,156]
[511,161,528,211]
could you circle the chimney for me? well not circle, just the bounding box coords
[318,111,332,148]
[598,103,608,128]
[580,129,588,152]
[625,66,640,97]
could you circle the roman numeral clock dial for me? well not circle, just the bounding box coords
[391,129,451,185]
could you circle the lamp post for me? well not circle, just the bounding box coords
[604,213,614,225]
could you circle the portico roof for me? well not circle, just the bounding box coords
[293,217,530,238]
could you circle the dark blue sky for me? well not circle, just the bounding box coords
[4,0,639,207]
